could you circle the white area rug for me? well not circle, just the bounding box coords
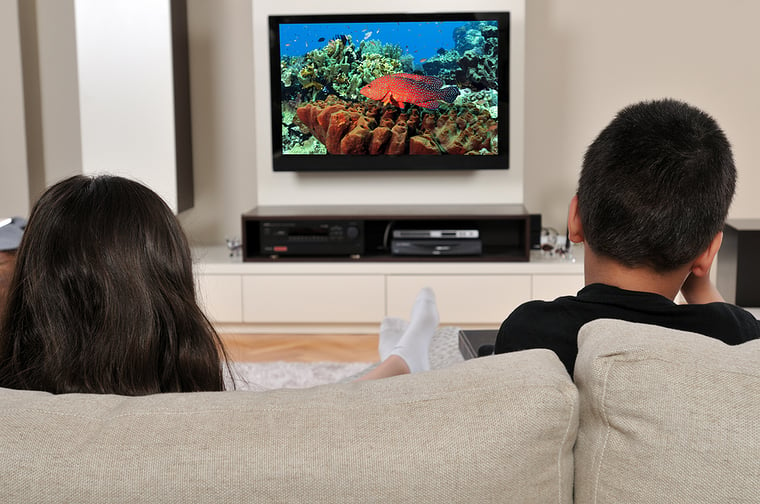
[225,325,464,391]
[228,361,373,390]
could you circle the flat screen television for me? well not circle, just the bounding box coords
[269,12,510,172]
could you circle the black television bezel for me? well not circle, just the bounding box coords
[269,11,510,172]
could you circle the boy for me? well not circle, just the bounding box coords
[495,99,760,375]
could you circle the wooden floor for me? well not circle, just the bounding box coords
[220,333,380,363]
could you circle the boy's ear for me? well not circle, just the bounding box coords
[690,231,723,277]
[567,194,585,243]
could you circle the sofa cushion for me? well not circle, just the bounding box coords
[574,319,760,504]
[0,349,577,504]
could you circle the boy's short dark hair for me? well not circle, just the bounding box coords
[577,98,736,272]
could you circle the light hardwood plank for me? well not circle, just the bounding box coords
[220,333,379,363]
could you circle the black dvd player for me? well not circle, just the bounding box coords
[391,239,483,256]
[259,220,364,256]
[392,229,479,239]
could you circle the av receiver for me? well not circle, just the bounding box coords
[259,220,364,256]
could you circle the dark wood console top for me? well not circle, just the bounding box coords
[243,204,529,219]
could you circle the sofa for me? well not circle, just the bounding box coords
[1,319,758,503]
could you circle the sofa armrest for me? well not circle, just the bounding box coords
[574,319,760,503]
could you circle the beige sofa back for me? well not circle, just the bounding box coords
[5,319,755,503]
[0,349,578,504]
[574,319,760,504]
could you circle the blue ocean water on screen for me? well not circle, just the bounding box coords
[279,20,468,63]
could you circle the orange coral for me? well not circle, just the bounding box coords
[295,95,496,156]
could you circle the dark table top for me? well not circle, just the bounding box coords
[458,329,498,359]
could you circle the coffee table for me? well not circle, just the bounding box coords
[458,329,498,359]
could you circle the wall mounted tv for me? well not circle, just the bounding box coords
[269,12,509,172]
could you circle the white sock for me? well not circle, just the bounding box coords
[390,287,439,373]
[379,317,409,361]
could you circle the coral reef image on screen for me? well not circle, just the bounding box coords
[278,18,504,158]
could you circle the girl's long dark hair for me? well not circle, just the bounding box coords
[0,175,233,395]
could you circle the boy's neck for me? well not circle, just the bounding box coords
[583,247,689,301]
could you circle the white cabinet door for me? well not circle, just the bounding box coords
[386,275,532,326]
[242,275,385,323]
[531,275,585,301]
[196,274,243,323]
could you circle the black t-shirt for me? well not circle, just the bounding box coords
[494,283,760,376]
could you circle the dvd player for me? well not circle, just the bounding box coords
[392,229,479,239]
[391,239,483,256]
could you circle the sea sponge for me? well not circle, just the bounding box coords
[295,96,497,156]
[325,110,353,153]
[369,126,392,155]
[341,116,375,154]
[409,135,441,155]
[385,123,408,155]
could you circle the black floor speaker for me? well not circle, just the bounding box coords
[717,219,760,307]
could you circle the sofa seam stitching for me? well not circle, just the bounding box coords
[592,360,614,504]
[557,392,577,504]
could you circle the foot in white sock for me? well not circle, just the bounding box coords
[378,317,409,361]
[389,287,439,373]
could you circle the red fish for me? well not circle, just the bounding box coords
[360,73,459,109]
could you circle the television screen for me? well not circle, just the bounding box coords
[269,12,510,172]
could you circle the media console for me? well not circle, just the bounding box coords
[241,204,531,262]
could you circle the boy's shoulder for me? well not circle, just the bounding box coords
[497,294,583,335]
[499,282,760,344]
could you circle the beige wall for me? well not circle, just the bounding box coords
[178,0,257,242]
[30,0,82,191]
[4,0,760,244]
[0,0,29,217]
[180,0,760,246]
[523,0,760,233]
